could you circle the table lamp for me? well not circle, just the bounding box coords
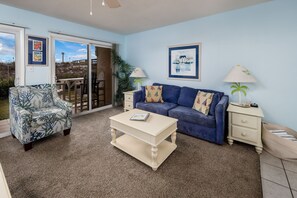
[224,64,256,107]
[130,67,146,90]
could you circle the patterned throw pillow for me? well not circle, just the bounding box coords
[145,86,164,103]
[193,91,214,115]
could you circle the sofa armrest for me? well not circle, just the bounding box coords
[215,95,229,144]
[10,105,32,144]
[133,90,143,108]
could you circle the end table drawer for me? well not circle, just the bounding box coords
[125,94,133,102]
[125,101,133,110]
[232,125,257,143]
[232,113,257,129]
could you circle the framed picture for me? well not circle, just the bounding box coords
[27,35,48,66]
[168,43,201,80]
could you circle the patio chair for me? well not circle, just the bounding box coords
[80,73,105,111]
[9,84,72,151]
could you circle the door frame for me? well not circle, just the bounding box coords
[0,24,25,85]
[0,24,25,135]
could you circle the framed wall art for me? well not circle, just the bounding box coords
[168,43,201,80]
[27,35,48,66]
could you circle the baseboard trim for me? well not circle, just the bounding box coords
[0,132,10,139]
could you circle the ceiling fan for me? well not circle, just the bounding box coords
[90,0,121,15]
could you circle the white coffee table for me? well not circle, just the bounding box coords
[109,109,178,171]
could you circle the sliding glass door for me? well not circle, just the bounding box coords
[52,34,113,115]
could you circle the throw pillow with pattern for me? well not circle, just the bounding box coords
[193,91,214,115]
[145,86,164,103]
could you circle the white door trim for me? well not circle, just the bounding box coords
[0,24,25,85]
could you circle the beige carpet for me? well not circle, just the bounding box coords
[0,108,262,198]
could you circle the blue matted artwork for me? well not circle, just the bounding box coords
[27,36,48,66]
[168,44,201,80]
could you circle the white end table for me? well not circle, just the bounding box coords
[227,104,264,154]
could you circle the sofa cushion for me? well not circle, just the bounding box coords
[178,87,224,116]
[177,87,198,107]
[145,86,164,103]
[168,106,216,128]
[136,102,177,116]
[193,91,214,115]
[153,83,181,104]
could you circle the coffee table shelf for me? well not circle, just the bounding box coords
[111,134,176,170]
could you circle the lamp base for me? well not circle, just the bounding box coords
[230,102,250,108]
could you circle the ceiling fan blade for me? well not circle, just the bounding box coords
[106,0,121,8]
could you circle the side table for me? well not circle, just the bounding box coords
[123,90,137,111]
[227,104,264,154]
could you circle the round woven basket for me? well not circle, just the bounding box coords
[262,122,297,160]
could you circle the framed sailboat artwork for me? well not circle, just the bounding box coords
[168,43,201,80]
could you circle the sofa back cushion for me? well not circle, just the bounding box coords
[153,83,181,104]
[178,87,224,116]
[177,86,198,108]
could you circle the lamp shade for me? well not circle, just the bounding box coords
[224,65,256,83]
[130,67,146,78]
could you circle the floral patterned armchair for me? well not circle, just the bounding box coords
[9,84,72,151]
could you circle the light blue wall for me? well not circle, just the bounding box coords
[0,4,125,85]
[125,0,297,130]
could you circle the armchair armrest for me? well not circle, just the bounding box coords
[215,95,229,144]
[10,105,32,144]
[54,98,73,113]
[133,90,144,108]
[51,85,72,112]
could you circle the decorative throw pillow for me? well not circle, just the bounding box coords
[192,91,214,115]
[145,86,164,103]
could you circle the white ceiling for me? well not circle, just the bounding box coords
[0,0,270,34]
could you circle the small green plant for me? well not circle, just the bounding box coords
[231,83,248,96]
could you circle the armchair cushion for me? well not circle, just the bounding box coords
[31,107,68,131]
[30,87,54,109]
[17,86,54,111]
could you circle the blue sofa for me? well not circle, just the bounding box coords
[133,83,229,144]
